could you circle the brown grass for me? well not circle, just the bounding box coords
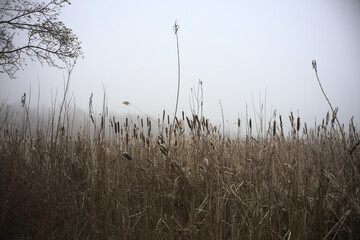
[0,107,359,239]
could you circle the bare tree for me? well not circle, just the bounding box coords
[0,0,83,78]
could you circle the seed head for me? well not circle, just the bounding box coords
[21,93,26,107]
[312,60,317,71]
[174,20,179,34]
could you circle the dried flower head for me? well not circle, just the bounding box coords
[312,60,317,71]
[174,20,179,34]
[21,93,26,107]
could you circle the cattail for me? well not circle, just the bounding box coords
[123,152,132,160]
[194,115,201,129]
[326,112,330,125]
[101,116,104,130]
[237,118,240,127]
[160,145,168,156]
[167,114,170,125]
[273,120,276,136]
[114,121,118,133]
[186,117,192,130]
[125,118,128,128]
[162,110,165,122]
[141,118,143,128]
[200,117,204,130]
[279,115,284,138]
[289,112,294,129]
[158,135,165,144]
[133,127,137,139]
[297,117,300,132]
[182,111,185,120]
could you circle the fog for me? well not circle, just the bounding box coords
[1,0,360,134]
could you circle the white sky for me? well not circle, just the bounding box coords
[1,0,360,131]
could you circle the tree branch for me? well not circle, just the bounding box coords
[0,0,82,78]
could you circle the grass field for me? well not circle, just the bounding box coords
[0,99,359,239]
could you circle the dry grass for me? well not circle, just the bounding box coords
[0,104,359,240]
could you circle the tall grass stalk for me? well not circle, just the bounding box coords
[312,60,360,155]
[171,20,181,142]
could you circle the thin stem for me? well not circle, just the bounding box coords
[312,60,347,149]
[314,69,334,112]
[219,99,225,139]
[170,20,180,145]
[173,22,181,129]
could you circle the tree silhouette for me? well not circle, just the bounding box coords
[0,0,83,78]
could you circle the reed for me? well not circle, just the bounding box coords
[0,97,359,239]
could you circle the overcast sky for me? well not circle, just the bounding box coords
[1,0,360,131]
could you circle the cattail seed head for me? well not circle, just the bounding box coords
[297,117,300,132]
[273,120,276,136]
[326,112,330,125]
[115,122,118,134]
[186,117,192,130]
[123,152,132,160]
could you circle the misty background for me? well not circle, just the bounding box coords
[1,0,360,135]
